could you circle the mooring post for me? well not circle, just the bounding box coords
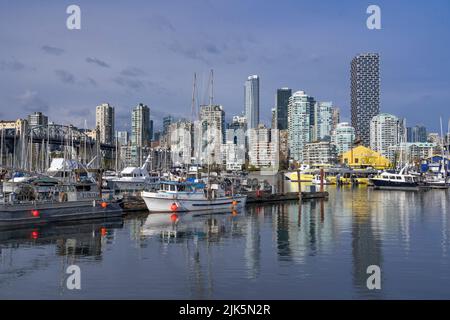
[297,169,302,202]
[320,168,324,193]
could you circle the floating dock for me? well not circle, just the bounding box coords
[246,191,328,204]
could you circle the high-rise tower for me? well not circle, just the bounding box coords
[245,75,260,129]
[351,53,380,146]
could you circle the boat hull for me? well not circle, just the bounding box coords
[0,200,123,228]
[370,179,421,191]
[141,191,247,212]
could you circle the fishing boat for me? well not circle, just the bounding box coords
[0,177,123,228]
[141,180,247,212]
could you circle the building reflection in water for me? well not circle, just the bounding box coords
[346,187,383,297]
[270,198,339,264]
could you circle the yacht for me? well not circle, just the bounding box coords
[369,165,423,191]
[311,174,332,185]
[111,155,160,192]
[141,180,247,212]
[424,172,449,189]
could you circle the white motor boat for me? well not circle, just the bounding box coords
[111,155,160,192]
[311,174,332,185]
[141,180,247,212]
[425,173,449,189]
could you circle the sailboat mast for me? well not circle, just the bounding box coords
[209,69,214,106]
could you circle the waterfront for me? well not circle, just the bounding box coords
[1,186,450,299]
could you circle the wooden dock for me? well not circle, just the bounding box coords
[120,194,147,212]
[245,191,328,204]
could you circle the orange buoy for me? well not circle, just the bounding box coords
[31,209,40,217]
[170,202,178,212]
[101,202,108,208]
[232,200,238,206]
[170,213,178,222]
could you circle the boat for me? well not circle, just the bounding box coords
[111,155,160,192]
[311,174,333,185]
[424,173,449,189]
[285,165,315,182]
[0,161,123,227]
[102,170,119,189]
[0,177,123,228]
[369,165,425,191]
[141,180,247,212]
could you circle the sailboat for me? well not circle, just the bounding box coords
[425,117,449,189]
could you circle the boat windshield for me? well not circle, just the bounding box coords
[160,182,204,192]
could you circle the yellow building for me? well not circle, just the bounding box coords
[341,145,391,169]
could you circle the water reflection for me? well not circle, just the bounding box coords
[0,187,449,299]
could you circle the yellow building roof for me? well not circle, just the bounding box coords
[341,145,391,169]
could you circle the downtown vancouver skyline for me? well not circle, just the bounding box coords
[1,1,450,132]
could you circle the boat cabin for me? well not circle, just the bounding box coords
[378,173,418,183]
[158,181,205,193]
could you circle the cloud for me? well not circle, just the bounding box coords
[86,77,97,87]
[165,37,248,65]
[55,69,76,84]
[115,110,131,130]
[17,90,49,112]
[41,45,65,56]
[86,57,110,68]
[167,41,210,64]
[146,14,176,32]
[120,67,146,77]
[0,59,34,72]
[114,76,146,90]
[204,43,220,55]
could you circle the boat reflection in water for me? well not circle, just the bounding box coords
[1,185,450,299]
[140,209,244,241]
[0,218,123,250]
[0,218,124,297]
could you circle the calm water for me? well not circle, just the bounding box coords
[1,186,450,299]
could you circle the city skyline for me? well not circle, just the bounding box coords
[1,1,450,132]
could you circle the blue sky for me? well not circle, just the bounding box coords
[1,0,449,132]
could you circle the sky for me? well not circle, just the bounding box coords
[1,0,450,133]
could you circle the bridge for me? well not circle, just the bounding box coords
[0,124,115,170]
[1,124,114,151]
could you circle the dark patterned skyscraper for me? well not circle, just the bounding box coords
[351,53,380,146]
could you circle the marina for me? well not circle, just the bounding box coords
[1,1,450,302]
